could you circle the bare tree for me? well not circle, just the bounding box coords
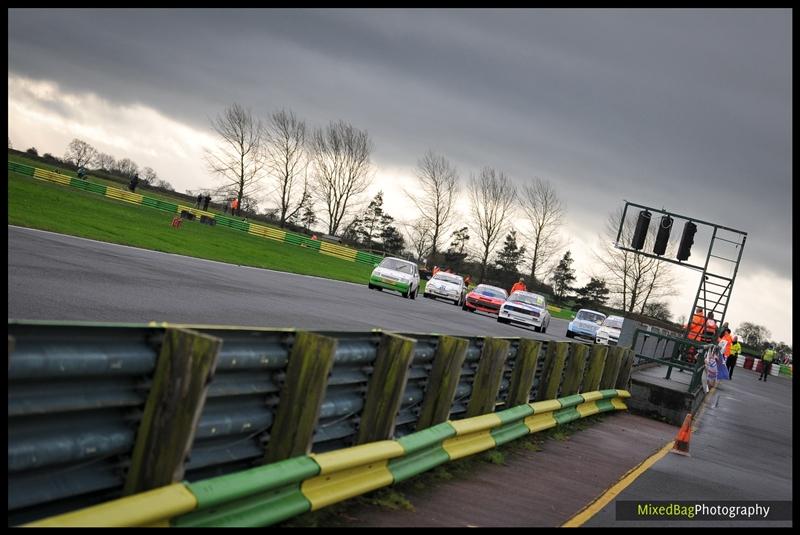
[141,166,157,186]
[519,178,565,284]
[64,138,98,169]
[406,218,434,263]
[115,158,139,177]
[205,103,267,209]
[405,150,459,259]
[594,208,678,313]
[265,109,310,228]
[468,167,517,282]
[94,153,115,171]
[310,120,373,235]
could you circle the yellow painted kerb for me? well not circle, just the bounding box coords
[580,391,604,403]
[23,483,197,527]
[302,460,395,511]
[524,411,557,433]
[443,430,497,460]
[611,398,628,410]
[310,440,404,475]
[576,401,600,418]
[448,413,502,435]
[529,399,561,414]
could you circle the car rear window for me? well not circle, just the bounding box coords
[432,273,462,284]
[577,311,606,324]
[379,258,414,273]
[474,286,507,299]
[509,294,545,306]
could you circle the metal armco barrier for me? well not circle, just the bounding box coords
[8,161,384,266]
[8,321,635,526]
[25,389,631,527]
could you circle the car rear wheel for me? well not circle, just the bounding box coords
[566,330,574,338]
[410,288,417,300]
[542,323,547,334]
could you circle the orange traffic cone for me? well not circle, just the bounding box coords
[670,413,693,456]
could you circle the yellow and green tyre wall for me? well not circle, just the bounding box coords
[9,161,383,266]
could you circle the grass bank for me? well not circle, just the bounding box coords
[8,171,375,284]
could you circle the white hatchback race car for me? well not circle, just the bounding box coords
[596,315,624,345]
[368,257,420,299]
[498,291,551,332]
[423,271,467,305]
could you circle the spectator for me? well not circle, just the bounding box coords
[688,306,705,341]
[510,277,527,295]
[727,335,741,379]
[759,345,776,381]
[128,173,140,193]
[77,166,87,180]
[195,193,203,208]
[718,328,733,360]
[231,197,240,216]
[432,265,440,276]
[703,311,717,343]
[704,345,719,392]
[203,194,211,211]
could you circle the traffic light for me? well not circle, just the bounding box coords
[631,210,651,250]
[677,221,697,261]
[653,215,673,256]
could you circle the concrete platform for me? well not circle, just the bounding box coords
[626,364,705,426]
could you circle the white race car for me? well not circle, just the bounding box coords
[498,291,551,332]
[368,257,420,299]
[423,271,467,305]
[596,315,624,345]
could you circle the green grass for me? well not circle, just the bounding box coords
[8,172,375,284]
[548,306,576,320]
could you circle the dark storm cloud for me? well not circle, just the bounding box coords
[9,8,792,277]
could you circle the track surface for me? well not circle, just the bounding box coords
[8,226,574,339]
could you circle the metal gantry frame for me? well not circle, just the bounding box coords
[614,201,747,340]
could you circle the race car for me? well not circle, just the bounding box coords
[423,271,467,305]
[596,315,625,346]
[368,257,420,299]
[566,309,607,340]
[497,291,551,332]
[462,284,508,315]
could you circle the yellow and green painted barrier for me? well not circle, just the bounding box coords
[9,161,384,266]
[25,389,630,527]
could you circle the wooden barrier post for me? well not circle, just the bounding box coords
[506,339,543,407]
[416,335,469,430]
[599,346,625,390]
[466,337,511,417]
[124,328,222,495]
[560,343,589,396]
[264,332,337,463]
[536,342,569,401]
[581,345,609,393]
[356,333,417,444]
[615,348,635,390]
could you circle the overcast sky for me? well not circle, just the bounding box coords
[8,8,792,344]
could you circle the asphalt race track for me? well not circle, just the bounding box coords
[8,226,574,340]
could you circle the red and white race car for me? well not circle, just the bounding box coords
[462,284,508,315]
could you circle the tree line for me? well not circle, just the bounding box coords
[18,138,175,192]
